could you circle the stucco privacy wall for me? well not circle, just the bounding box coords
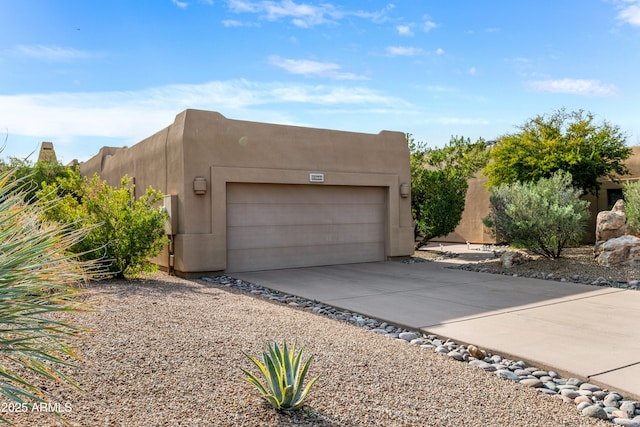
[80,109,415,275]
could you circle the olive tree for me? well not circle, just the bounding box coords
[483,109,631,195]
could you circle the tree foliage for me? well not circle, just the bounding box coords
[0,163,97,421]
[409,134,490,247]
[0,157,75,202]
[483,171,590,259]
[37,170,168,278]
[483,109,631,195]
[623,181,640,234]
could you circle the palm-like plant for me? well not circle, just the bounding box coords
[0,165,96,421]
[242,341,319,410]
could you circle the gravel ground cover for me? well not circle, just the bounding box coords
[2,273,610,426]
[416,246,640,286]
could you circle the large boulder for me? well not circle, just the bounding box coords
[595,199,626,242]
[595,235,640,266]
[500,250,531,268]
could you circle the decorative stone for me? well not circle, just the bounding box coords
[398,331,418,341]
[566,377,584,387]
[501,250,531,268]
[620,402,638,417]
[596,235,640,266]
[514,369,530,377]
[435,345,449,354]
[575,395,592,405]
[447,351,465,361]
[577,401,592,412]
[612,419,640,427]
[560,389,580,399]
[595,199,627,242]
[520,378,543,388]
[496,369,520,382]
[469,359,496,371]
[467,344,486,359]
[582,405,609,420]
[613,410,631,419]
[579,383,602,392]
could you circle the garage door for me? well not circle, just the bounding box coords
[226,183,386,272]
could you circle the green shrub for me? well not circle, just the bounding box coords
[483,171,590,258]
[0,167,97,421]
[242,341,319,410]
[0,157,76,203]
[409,134,489,247]
[38,171,168,278]
[624,181,640,234]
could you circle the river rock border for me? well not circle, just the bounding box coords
[201,275,640,425]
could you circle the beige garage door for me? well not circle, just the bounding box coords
[226,183,386,272]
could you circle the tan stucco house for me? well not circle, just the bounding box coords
[79,109,415,276]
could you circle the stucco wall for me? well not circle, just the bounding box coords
[80,109,414,275]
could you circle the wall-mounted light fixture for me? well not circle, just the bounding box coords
[193,177,207,195]
[399,182,410,198]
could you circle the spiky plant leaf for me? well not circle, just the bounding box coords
[0,161,99,423]
[241,341,320,410]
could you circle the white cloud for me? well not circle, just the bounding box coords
[615,1,640,26]
[172,0,189,8]
[221,19,258,27]
[0,79,404,144]
[14,45,100,61]
[269,56,368,80]
[468,66,477,75]
[385,46,423,56]
[226,0,393,28]
[423,15,437,32]
[528,78,617,96]
[396,24,414,36]
[435,48,445,55]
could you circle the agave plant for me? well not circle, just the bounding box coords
[242,341,319,410]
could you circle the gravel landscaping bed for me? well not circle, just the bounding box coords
[415,246,640,288]
[2,272,613,426]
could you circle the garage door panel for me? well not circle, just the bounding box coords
[227,203,384,227]
[227,243,384,272]
[227,223,384,250]
[227,183,384,204]
[226,183,385,272]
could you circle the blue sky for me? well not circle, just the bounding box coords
[1,0,639,164]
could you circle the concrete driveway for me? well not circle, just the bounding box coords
[235,260,640,400]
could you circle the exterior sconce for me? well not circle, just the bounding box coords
[193,177,207,195]
[399,183,410,198]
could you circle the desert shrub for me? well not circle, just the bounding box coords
[38,171,168,278]
[624,181,640,234]
[483,171,590,258]
[0,166,97,421]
